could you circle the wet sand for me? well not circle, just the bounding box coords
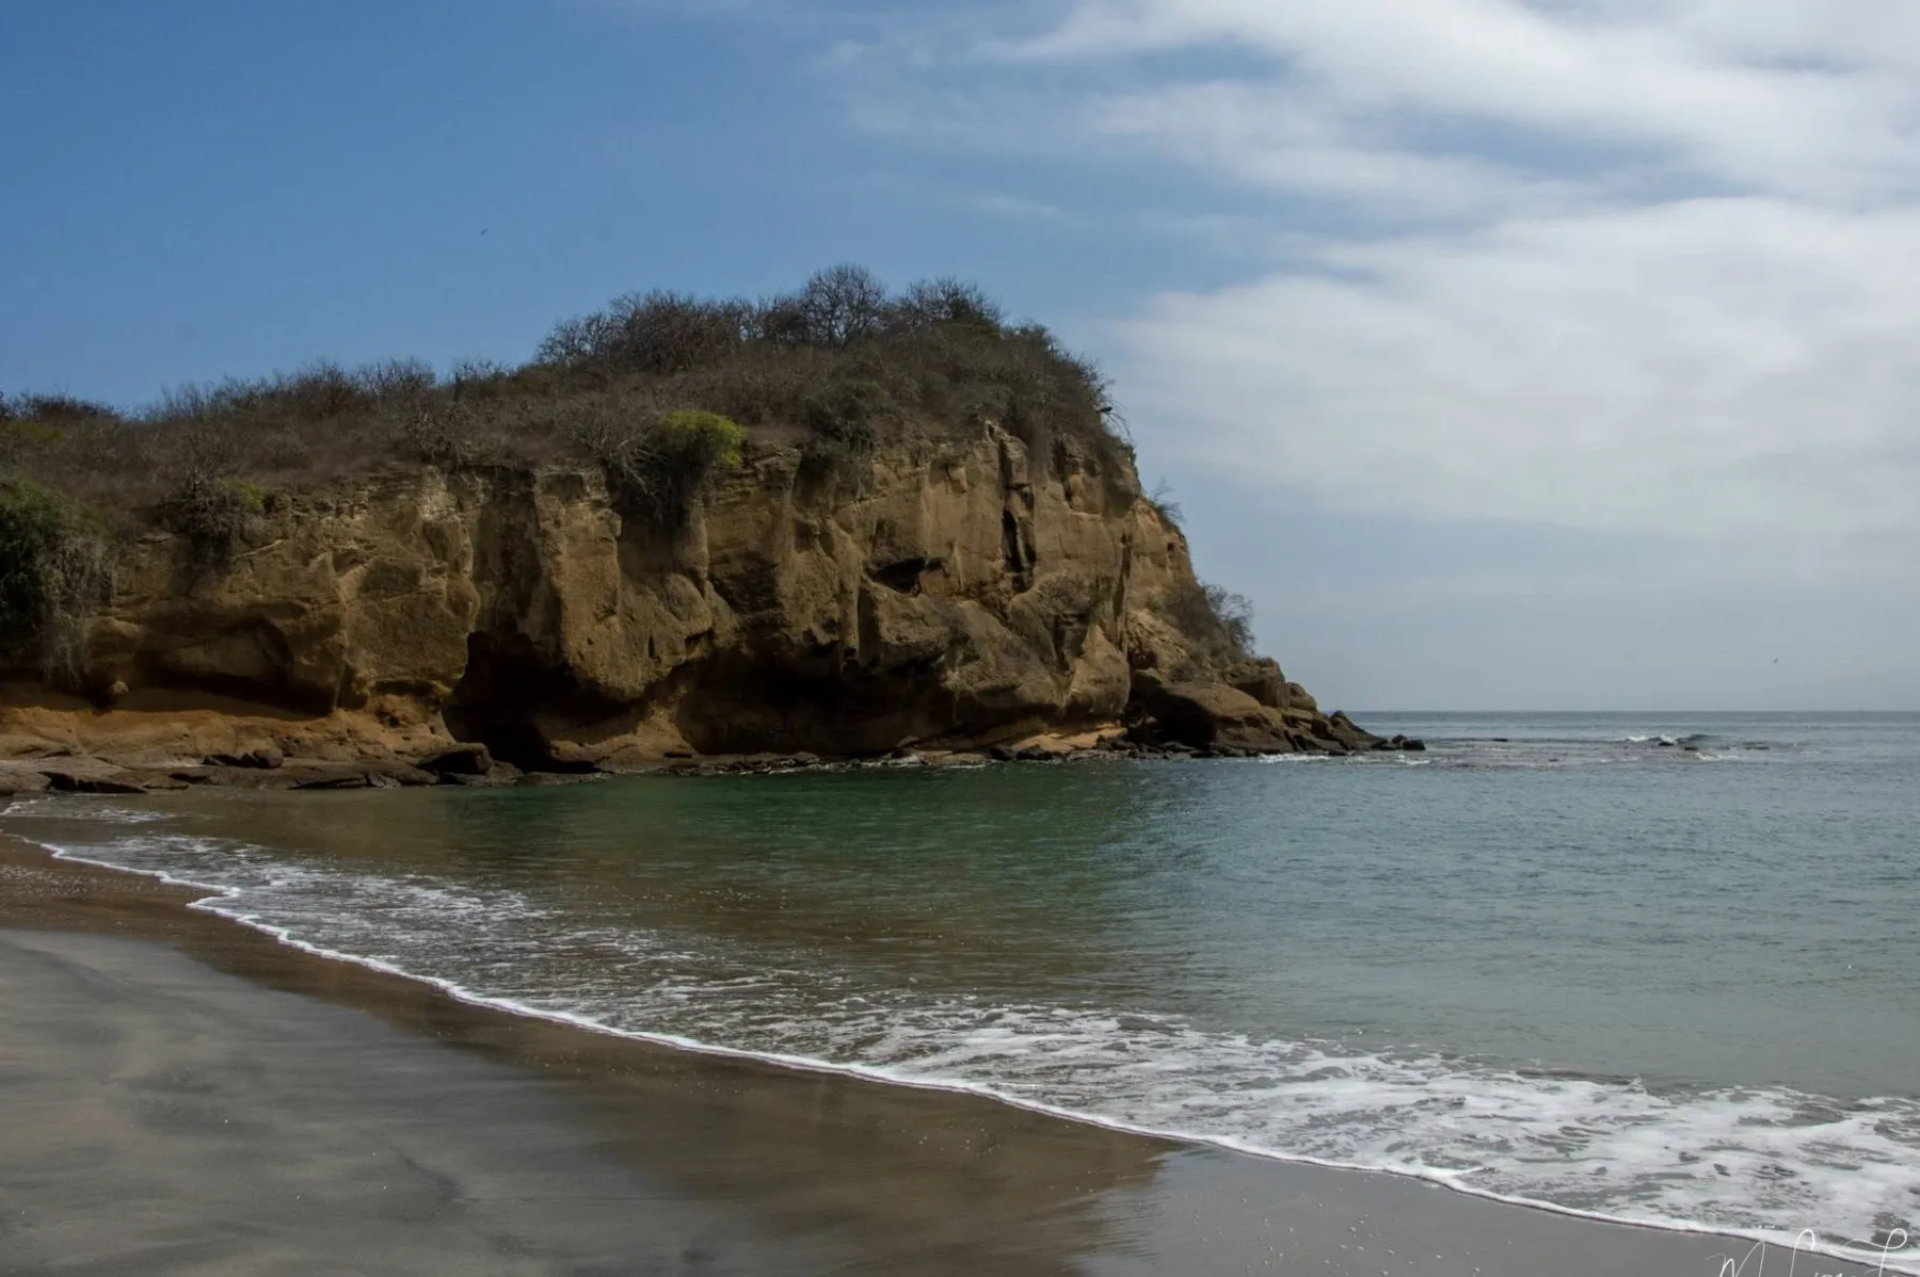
[0,834,1888,1276]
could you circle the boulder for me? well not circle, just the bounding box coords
[0,769,52,798]
[41,768,151,795]
[1222,658,1289,710]
[1128,673,1293,751]
[414,743,494,777]
[1323,711,1382,751]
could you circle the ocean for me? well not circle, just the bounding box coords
[6,713,1917,1265]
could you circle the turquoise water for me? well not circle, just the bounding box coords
[6,713,1918,1258]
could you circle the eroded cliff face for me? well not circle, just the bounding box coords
[0,425,1382,774]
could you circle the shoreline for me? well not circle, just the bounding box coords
[0,719,1425,802]
[0,830,1897,1276]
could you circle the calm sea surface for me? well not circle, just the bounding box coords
[6,713,1917,1257]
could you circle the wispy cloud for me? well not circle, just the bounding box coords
[967,192,1081,223]
[804,0,1920,565]
[1118,198,1920,550]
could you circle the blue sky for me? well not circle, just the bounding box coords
[6,0,1919,710]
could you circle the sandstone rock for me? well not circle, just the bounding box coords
[1128,673,1294,752]
[123,771,193,792]
[1323,712,1382,751]
[414,743,493,777]
[41,768,151,795]
[0,768,52,798]
[1224,659,1289,710]
[204,747,285,770]
[289,763,437,791]
[0,425,1377,771]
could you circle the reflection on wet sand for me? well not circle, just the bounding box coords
[1,832,1892,1277]
[0,837,1170,1276]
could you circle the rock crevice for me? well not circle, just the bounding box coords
[0,426,1411,776]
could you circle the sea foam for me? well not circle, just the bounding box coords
[10,807,1916,1274]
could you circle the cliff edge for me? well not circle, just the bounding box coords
[0,271,1414,792]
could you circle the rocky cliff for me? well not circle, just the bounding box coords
[0,423,1409,791]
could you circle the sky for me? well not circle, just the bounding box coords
[4,0,1918,710]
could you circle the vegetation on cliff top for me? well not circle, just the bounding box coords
[0,478,113,683]
[1,267,1258,675]
[1,266,1129,516]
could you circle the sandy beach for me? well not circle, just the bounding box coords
[0,834,1886,1276]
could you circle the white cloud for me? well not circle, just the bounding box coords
[818,0,1920,563]
[1013,0,1920,203]
[1117,198,1920,550]
[968,1,1920,557]
[1084,81,1594,219]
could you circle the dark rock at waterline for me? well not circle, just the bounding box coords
[0,770,52,799]
[203,747,285,770]
[415,743,495,777]
[290,763,438,791]
[441,762,524,787]
[41,768,156,796]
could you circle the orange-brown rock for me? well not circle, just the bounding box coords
[0,424,1379,773]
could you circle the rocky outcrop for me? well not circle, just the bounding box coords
[0,424,1410,780]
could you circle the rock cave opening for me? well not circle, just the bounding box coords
[442,633,601,773]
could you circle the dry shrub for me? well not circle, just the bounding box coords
[572,405,745,529]
[1159,579,1256,673]
[152,426,266,573]
[798,379,890,487]
[6,264,1138,550]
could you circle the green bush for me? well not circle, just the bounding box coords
[0,478,113,682]
[0,420,65,469]
[580,409,745,529]
[159,475,267,573]
[654,409,745,469]
[798,380,888,486]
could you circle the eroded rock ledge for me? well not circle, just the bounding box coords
[0,426,1418,795]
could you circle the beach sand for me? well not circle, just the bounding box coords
[0,835,1885,1276]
